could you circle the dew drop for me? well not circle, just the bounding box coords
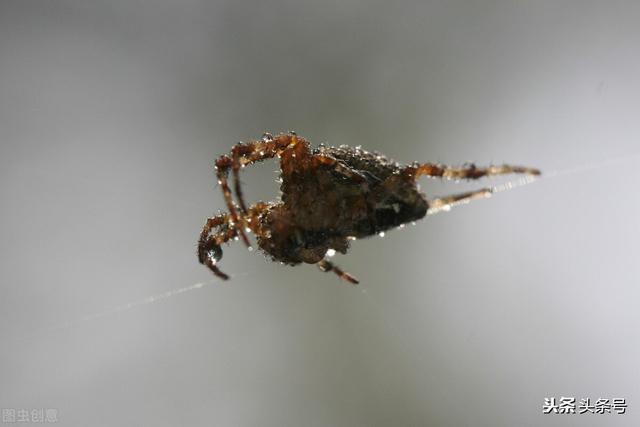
[326,249,336,257]
[378,231,385,237]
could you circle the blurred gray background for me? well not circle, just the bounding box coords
[1,1,639,426]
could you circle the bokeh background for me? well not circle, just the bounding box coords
[1,1,639,426]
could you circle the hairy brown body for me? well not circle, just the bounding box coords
[198,133,539,284]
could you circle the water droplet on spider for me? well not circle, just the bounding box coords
[326,249,336,257]
[347,236,357,241]
[245,227,251,233]
[399,224,405,229]
[234,236,239,241]
[207,249,220,264]
[378,231,385,237]
[442,205,452,212]
[248,246,254,252]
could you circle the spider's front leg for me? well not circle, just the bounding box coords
[214,133,301,247]
[198,213,238,280]
[198,202,272,280]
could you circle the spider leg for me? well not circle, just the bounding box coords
[406,163,541,180]
[231,143,257,214]
[317,259,359,285]
[313,154,369,184]
[198,202,273,280]
[215,133,302,247]
[243,201,271,236]
[234,132,307,213]
[215,155,251,247]
[426,188,493,214]
[403,162,539,214]
[197,213,238,280]
[199,237,230,280]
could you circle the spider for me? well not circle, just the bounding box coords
[198,132,540,284]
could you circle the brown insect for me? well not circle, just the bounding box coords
[198,132,540,284]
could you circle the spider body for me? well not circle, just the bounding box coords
[198,133,540,284]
